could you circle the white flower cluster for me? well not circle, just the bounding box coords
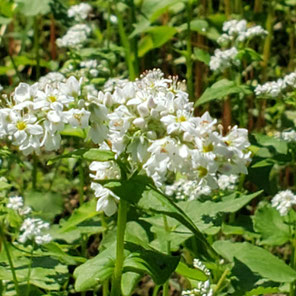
[182,259,213,296]
[0,69,251,216]
[165,174,238,200]
[217,174,238,190]
[80,59,99,77]
[210,19,266,72]
[89,161,121,216]
[218,19,267,45]
[7,196,31,215]
[6,195,51,245]
[87,69,251,215]
[67,3,92,21]
[0,75,93,155]
[56,24,91,49]
[255,72,296,98]
[19,218,52,245]
[209,47,240,72]
[57,2,92,49]
[165,179,211,201]
[193,259,211,277]
[281,130,296,142]
[271,190,296,216]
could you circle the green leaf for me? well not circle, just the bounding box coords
[178,19,209,33]
[0,180,12,190]
[60,126,85,138]
[0,16,11,24]
[175,262,207,281]
[24,191,63,221]
[195,79,252,106]
[47,148,88,165]
[74,240,179,291]
[193,48,210,65]
[244,287,279,296]
[253,133,288,155]
[138,188,218,259]
[74,244,116,292]
[44,242,86,265]
[83,149,115,161]
[123,242,180,285]
[140,0,181,22]
[237,48,262,62]
[121,272,141,296]
[180,191,262,233]
[138,26,177,57]
[16,0,51,16]
[105,175,151,204]
[58,199,99,233]
[252,202,291,245]
[213,241,296,282]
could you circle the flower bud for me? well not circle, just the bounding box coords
[137,102,149,117]
[133,117,145,129]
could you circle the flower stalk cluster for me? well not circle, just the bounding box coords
[210,19,267,72]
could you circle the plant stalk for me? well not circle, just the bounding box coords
[114,3,136,80]
[0,227,20,296]
[25,245,34,296]
[32,153,38,191]
[110,199,128,296]
[79,161,84,205]
[34,16,40,79]
[186,0,194,101]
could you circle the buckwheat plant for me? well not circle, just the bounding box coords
[0,69,251,295]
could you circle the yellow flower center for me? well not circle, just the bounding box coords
[203,143,214,153]
[16,121,27,130]
[197,166,208,178]
[48,95,57,103]
[74,113,82,121]
[176,115,186,122]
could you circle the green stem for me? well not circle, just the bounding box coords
[163,282,169,296]
[163,215,171,296]
[186,0,194,101]
[224,0,231,19]
[100,213,109,296]
[213,268,229,294]
[79,160,84,205]
[289,215,296,296]
[0,228,20,296]
[32,153,38,191]
[34,16,40,79]
[103,280,109,296]
[129,0,139,76]
[25,245,34,296]
[152,285,160,296]
[110,199,128,296]
[114,2,136,80]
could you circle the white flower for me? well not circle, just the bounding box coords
[56,24,91,48]
[67,3,92,21]
[217,174,238,190]
[19,218,52,245]
[89,161,120,180]
[91,182,120,216]
[161,110,193,134]
[7,196,23,211]
[271,190,296,216]
[209,47,240,72]
[64,108,90,128]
